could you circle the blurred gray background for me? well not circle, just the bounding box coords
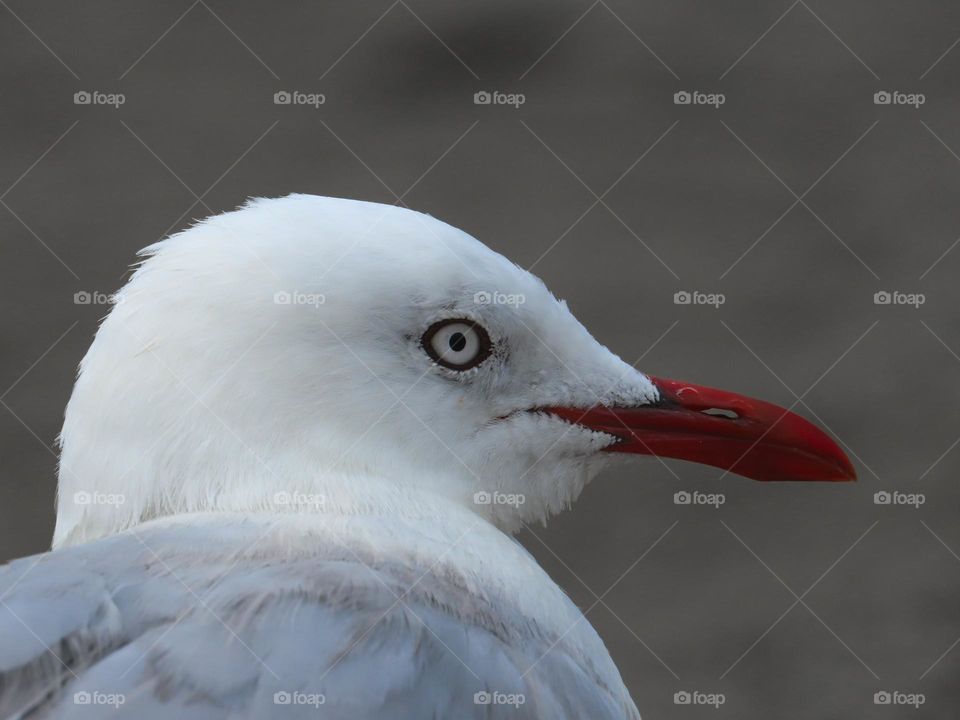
[1,1,959,717]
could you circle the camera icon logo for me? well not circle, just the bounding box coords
[73,491,92,505]
[273,691,292,705]
[873,491,891,505]
[73,91,91,105]
[873,91,891,105]
[473,491,492,505]
[474,291,492,305]
[673,290,691,305]
[873,290,891,305]
[73,691,91,705]
[673,691,691,704]
[874,691,891,704]
[673,91,691,105]
[274,91,291,105]
[474,691,492,704]
[474,91,491,105]
[673,491,691,505]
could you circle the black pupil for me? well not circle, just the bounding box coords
[448,332,467,352]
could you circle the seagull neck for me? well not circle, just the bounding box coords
[236,466,465,518]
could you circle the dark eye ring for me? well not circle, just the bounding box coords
[421,319,492,371]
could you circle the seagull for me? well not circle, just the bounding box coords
[0,195,855,719]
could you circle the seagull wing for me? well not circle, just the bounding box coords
[0,520,637,719]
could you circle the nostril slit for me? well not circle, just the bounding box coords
[702,408,739,420]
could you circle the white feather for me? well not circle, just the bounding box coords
[4,195,656,717]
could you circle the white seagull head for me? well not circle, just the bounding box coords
[54,194,853,547]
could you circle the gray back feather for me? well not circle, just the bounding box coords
[0,520,637,719]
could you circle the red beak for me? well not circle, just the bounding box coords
[545,376,856,482]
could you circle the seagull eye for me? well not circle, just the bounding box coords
[422,319,492,371]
